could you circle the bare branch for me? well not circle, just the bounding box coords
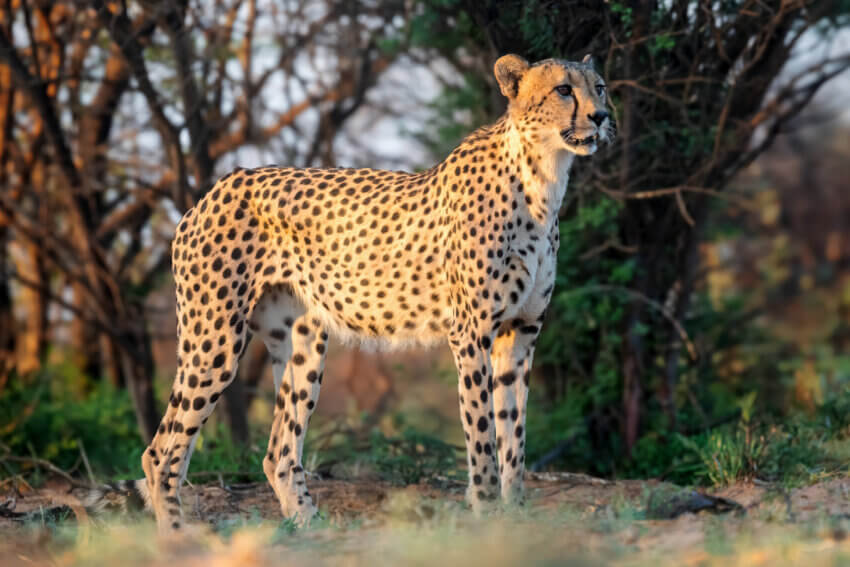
[0,28,82,191]
[90,0,192,211]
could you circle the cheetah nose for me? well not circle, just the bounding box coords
[588,111,609,127]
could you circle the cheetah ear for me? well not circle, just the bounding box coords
[494,54,529,100]
[582,53,594,66]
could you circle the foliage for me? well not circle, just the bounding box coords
[0,367,265,484]
[673,408,850,487]
[0,370,461,487]
[525,381,850,487]
[363,428,462,484]
[406,0,850,482]
[0,368,142,480]
[186,423,267,482]
[306,413,464,485]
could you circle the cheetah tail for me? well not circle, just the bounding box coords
[80,479,151,515]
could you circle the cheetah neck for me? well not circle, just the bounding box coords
[502,117,575,226]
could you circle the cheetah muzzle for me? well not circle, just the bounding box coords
[127,53,616,533]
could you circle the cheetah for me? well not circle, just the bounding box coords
[141,53,615,532]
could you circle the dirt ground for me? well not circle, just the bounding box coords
[1,473,663,530]
[2,473,850,566]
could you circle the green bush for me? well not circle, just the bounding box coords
[0,367,143,481]
[0,366,265,484]
[305,412,463,485]
[365,427,461,484]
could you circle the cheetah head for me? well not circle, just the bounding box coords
[495,54,616,156]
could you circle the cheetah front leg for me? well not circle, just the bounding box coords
[449,324,500,513]
[492,231,557,505]
[491,321,539,505]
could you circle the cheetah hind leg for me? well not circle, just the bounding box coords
[142,314,247,534]
[254,288,326,525]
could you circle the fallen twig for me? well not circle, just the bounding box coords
[526,471,610,485]
[0,454,93,489]
[77,439,96,487]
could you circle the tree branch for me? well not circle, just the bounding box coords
[0,28,82,192]
[90,0,193,211]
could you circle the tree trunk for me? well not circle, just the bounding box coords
[221,376,250,444]
[617,0,653,457]
[238,339,270,410]
[221,338,269,443]
[0,56,14,378]
[0,226,13,378]
[117,332,159,443]
[14,241,48,375]
[70,283,104,381]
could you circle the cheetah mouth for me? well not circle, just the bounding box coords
[561,130,599,146]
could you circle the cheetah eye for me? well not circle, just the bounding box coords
[596,84,606,97]
[555,85,573,97]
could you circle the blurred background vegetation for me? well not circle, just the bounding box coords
[2,0,850,491]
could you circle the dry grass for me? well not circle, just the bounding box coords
[2,475,850,566]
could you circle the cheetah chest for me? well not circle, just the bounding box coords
[494,222,559,325]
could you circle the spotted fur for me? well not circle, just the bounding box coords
[141,54,615,532]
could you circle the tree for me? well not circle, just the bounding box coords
[405,0,850,465]
[0,0,407,442]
